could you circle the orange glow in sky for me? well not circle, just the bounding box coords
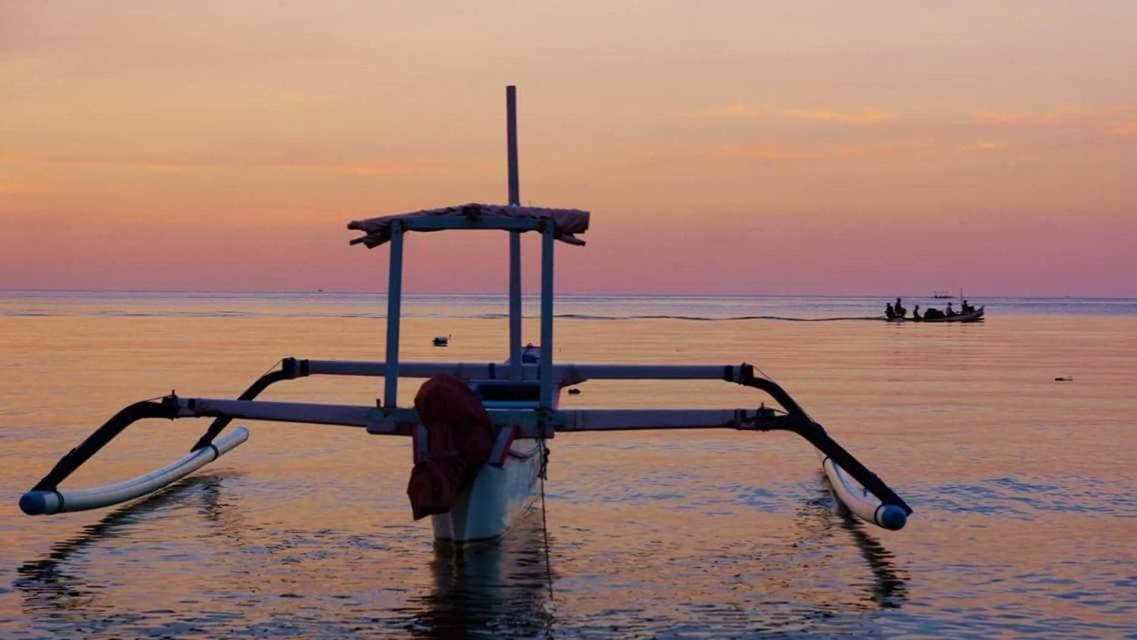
[2,2,1135,295]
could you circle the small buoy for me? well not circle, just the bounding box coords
[567,388,581,395]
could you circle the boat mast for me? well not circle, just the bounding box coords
[507,86,522,380]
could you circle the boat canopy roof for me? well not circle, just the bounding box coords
[348,203,590,249]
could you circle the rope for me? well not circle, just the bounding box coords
[754,363,774,381]
[539,439,554,601]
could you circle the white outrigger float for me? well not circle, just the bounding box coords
[20,87,911,539]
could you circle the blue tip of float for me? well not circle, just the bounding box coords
[878,505,907,531]
[19,491,47,516]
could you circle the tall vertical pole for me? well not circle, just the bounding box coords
[507,85,523,379]
[507,85,520,205]
[383,221,404,408]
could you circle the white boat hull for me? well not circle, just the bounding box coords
[431,438,542,544]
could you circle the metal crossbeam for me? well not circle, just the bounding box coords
[306,358,739,384]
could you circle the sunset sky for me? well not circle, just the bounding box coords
[2,2,1135,296]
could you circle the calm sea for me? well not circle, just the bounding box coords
[1,291,1135,638]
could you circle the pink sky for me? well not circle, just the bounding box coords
[2,2,1135,296]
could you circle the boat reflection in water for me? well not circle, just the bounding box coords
[837,514,909,609]
[407,511,554,638]
[13,475,898,638]
[815,480,909,610]
[15,474,240,629]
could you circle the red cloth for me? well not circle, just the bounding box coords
[406,374,496,520]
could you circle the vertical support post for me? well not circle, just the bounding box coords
[539,225,555,411]
[384,221,404,408]
[509,232,522,379]
[507,86,523,380]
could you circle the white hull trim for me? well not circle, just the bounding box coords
[821,454,907,531]
[431,438,542,544]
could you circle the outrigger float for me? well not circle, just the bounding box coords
[20,87,911,538]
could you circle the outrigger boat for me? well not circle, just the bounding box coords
[19,87,912,540]
[887,307,985,323]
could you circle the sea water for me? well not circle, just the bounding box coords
[1,292,1135,638]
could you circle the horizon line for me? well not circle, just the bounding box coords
[0,287,1133,301]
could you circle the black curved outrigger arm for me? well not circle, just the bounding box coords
[23,357,911,530]
[732,364,912,516]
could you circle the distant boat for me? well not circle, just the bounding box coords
[931,290,953,299]
[888,307,985,323]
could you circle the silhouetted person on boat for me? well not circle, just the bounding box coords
[894,297,906,318]
[885,303,896,320]
[946,302,956,317]
[912,305,922,321]
[924,307,944,320]
[961,299,973,314]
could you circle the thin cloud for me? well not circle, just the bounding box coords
[718,143,870,161]
[959,141,1009,152]
[974,106,1137,142]
[715,104,769,118]
[0,181,39,194]
[275,162,444,175]
[972,106,1137,126]
[781,108,898,125]
[1108,119,1137,138]
[709,104,899,125]
[0,153,445,175]
[972,108,1085,125]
